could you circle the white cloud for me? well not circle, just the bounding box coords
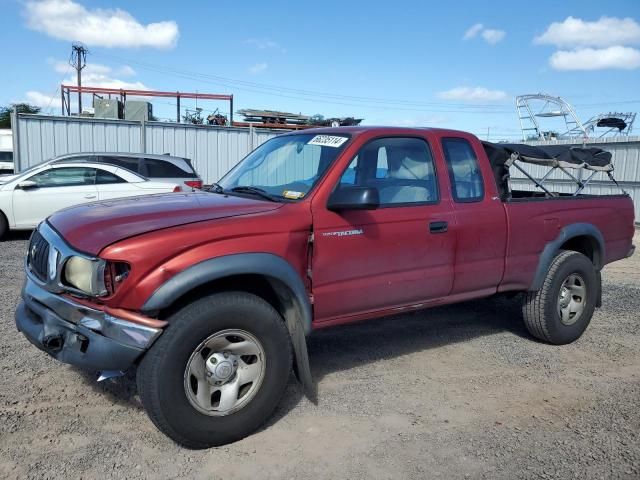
[463,23,505,44]
[52,61,70,74]
[68,71,148,90]
[25,90,59,109]
[463,23,484,40]
[245,38,282,50]
[248,62,268,75]
[481,29,506,45]
[549,46,640,70]
[535,16,640,48]
[48,59,149,89]
[24,0,179,48]
[437,86,507,102]
[118,65,136,76]
[53,60,111,76]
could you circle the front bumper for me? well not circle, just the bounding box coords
[16,276,162,371]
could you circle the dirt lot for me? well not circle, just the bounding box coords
[1,231,638,479]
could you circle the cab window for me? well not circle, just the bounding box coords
[338,137,438,205]
[441,138,484,202]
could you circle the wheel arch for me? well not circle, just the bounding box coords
[141,253,315,399]
[530,223,605,292]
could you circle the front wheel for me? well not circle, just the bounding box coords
[137,292,292,448]
[522,250,598,345]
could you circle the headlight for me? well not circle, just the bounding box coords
[64,256,107,296]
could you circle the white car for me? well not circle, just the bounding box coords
[0,160,182,237]
[20,152,203,191]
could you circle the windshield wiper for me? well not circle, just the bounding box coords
[229,186,278,202]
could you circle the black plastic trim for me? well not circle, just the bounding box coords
[429,221,448,233]
[142,253,312,335]
[529,223,605,291]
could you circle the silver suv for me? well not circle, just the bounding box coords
[28,153,203,190]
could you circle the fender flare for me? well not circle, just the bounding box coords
[529,223,605,291]
[142,253,316,401]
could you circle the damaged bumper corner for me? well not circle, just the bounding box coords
[15,276,162,371]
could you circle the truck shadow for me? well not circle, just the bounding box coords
[266,294,530,427]
[74,295,530,432]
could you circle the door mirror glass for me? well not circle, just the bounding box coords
[16,180,37,190]
[327,186,379,211]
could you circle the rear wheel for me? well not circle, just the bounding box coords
[137,292,292,448]
[0,211,7,239]
[522,250,598,344]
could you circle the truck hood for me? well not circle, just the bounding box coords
[47,192,283,255]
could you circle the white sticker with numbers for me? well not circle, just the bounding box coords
[307,135,348,148]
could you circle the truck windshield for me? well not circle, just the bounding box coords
[218,133,350,200]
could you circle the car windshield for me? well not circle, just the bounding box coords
[218,133,350,200]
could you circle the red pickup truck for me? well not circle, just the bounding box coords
[16,127,635,448]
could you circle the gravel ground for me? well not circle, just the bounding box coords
[1,231,638,479]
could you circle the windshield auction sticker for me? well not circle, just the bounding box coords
[308,135,348,148]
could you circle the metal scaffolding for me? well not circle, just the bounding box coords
[61,85,234,124]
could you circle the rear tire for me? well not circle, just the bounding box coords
[137,291,292,448]
[522,250,598,345]
[0,212,7,239]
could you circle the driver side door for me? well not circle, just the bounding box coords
[310,136,456,324]
[12,166,98,228]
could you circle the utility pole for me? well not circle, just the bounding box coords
[70,43,88,114]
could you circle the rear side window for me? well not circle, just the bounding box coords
[96,169,126,184]
[441,138,484,202]
[101,156,141,174]
[143,158,194,178]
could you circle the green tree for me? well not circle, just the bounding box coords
[0,103,41,129]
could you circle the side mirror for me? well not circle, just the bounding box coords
[327,186,379,211]
[16,180,38,190]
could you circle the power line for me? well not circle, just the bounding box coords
[92,52,640,121]
[94,52,515,114]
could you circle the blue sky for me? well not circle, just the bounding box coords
[1,0,639,140]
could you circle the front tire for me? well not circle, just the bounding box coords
[137,292,292,448]
[522,250,598,345]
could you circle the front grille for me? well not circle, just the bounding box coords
[28,230,50,281]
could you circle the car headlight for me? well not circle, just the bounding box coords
[64,256,107,296]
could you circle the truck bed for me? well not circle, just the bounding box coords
[499,193,635,292]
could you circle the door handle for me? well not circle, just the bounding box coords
[429,221,448,234]
[84,194,97,199]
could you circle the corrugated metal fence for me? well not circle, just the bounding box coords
[11,114,640,219]
[509,136,640,220]
[12,114,281,184]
